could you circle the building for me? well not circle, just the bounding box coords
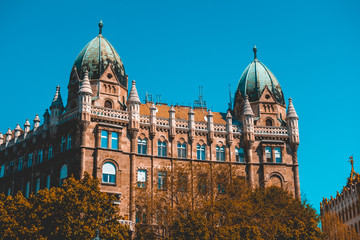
[0,21,301,223]
[321,156,360,234]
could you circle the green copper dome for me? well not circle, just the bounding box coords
[236,46,285,105]
[73,23,127,88]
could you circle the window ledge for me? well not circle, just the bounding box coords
[101,182,116,186]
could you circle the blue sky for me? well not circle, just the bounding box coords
[1,0,359,213]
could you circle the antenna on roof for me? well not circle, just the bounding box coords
[145,91,153,103]
[193,86,207,109]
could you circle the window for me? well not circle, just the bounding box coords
[102,162,116,184]
[197,144,206,160]
[178,174,188,192]
[137,169,147,188]
[177,143,187,159]
[216,146,225,161]
[61,136,66,152]
[236,148,245,163]
[25,181,30,198]
[111,132,118,150]
[67,134,72,150]
[0,164,4,178]
[138,139,147,155]
[266,119,273,126]
[18,157,23,171]
[218,183,226,194]
[59,164,68,186]
[101,131,108,148]
[46,174,51,189]
[158,141,167,157]
[104,100,112,109]
[35,178,40,193]
[38,150,43,164]
[275,148,282,163]
[265,147,272,162]
[198,174,208,194]
[27,153,33,168]
[158,171,167,190]
[7,187,11,196]
[48,146,53,160]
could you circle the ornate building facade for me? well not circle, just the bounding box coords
[0,22,300,222]
[321,157,360,234]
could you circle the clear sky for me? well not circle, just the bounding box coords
[1,0,359,213]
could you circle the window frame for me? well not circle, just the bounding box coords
[197,144,206,160]
[137,138,147,155]
[38,149,43,164]
[61,136,66,152]
[137,169,147,188]
[27,153,33,168]
[158,141,167,157]
[102,162,116,184]
[101,131,108,148]
[275,147,282,163]
[48,146,53,160]
[177,142,187,159]
[110,132,118,150]
[67,134,72,150]
[18,157,23,171]
[158,171,167,190]
[265,147,273,162]
[216,146,225,161]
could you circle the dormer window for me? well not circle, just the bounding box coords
[266,118,273,126]
[105,100,112,109]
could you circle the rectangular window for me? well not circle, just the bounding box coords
[61,136,66,152]
[67,134,72,150]
[137,169,147,188]
[158,141,167,157]
[158,171,167,190]
[18,157,23,171]
[137,139,147,155]
[7,187,11,196]
[48,146,53,160]
[46,174,51,189]
[27,153,33,168]
[265,147,272,162]
[177,143,187,159]
[38,150,43,164]
[275,148,282,163]
[35,178,40,193]
[216,146,225,161]
[111,132,118,150]
[25,181,30,198]
[101,131,108,148]
[238,148,245,163]
[0,164,4,178]
[197,145,206,160]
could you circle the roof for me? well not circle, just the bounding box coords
[140,103,226,124]
[236,47,285,105]
[73,24,127,87]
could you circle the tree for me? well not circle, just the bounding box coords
[321,212,360,240]
[135,163,322,240]
[0,173,129,240]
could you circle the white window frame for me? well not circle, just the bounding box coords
[177,143,187,159]
[216,146,225,161]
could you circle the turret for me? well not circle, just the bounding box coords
[5,128,12,146]
[188,108,195,142]
[0,133,3,145]
[150,103,157,138]
[14,124,21,142]
[286,98,299,147]
[78,70,93,122]
[207,110,214,142]
[241,96,255,144]
[226,110,233,145]
[33,115,40,131]
[127,80,140,131]
[169,106,175,139]
[24,119,30,134]
[50,86,64,125]
[43,109,50,130]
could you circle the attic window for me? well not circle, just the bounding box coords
[105,100,113,109]
[107,73,113,79]
[265,94,270,99]
[266,119,273,126]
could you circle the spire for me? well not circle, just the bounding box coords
[99,20,103,35]
[349,156,356,181]
[286,98,298,119]
[51,86,64,107]
[253,45,257,60]
[242,95,254,116]
[128,80,140,103]
[78,70,93,95]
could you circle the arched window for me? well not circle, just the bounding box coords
[102,162,116,184]
[274,148,282,163]
[265,147,272,162]
[60,164,68,186]
[235,148,245,163]
[104,100,112,109]
[138,139,147,155]
[177,142,187,159]
[197,144,206,160]
[158,141,167,157]
[216,146,225,161]
[266,118,273,126]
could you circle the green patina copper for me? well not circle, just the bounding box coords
[73,24,127,88]
[236,47,285,105]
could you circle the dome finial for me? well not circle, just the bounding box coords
[253,45,257,60]
[98,20,103,34]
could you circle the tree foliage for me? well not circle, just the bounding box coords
[321,212,360,240]
[0,173,128,240]
[135,163,322,240]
